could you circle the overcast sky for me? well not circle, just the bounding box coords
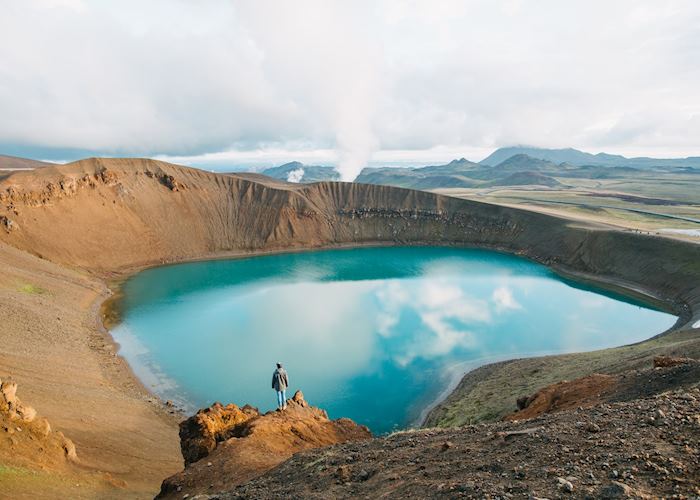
[1,1,699,178]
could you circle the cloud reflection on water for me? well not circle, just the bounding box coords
[114,247,676,433]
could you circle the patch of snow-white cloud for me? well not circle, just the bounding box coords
[2,1,700,164]
[492,286,522,312]
[375,278,491,366]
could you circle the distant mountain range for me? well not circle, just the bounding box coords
[354,155,567,189]
[480,146,700,168]
[2,147,698,191]
[261,161,340,183]
[354,148,700,190]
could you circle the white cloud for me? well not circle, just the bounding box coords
[2,1,699,165]
[492,286,522,312]
[375,278,491,366]
[375,281,410,337]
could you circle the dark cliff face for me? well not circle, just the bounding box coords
[0,158,698,323]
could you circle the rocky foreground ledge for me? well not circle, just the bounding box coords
[228,393,699,499]
[157,390,371,499]
[162,359,699,499]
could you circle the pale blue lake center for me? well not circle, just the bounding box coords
[111,247,676,434]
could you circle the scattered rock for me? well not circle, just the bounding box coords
[557,477,574,493]
[597,481,650,499]
[585,422,601,433]
[336,465,351,483]
[357,469,370,481]
[226,390,699,500]
[0,215,19,232]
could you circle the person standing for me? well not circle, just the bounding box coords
[271,362,289,410]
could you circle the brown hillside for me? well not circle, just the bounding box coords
[0,158,698,322]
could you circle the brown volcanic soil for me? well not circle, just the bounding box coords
[0,157,699,497]
[0,241,181,498]
[228,385,700,499]
[504,358,700,422]
[227,389,700,500]
[143,362,700,500]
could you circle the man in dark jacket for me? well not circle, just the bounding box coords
[271,362,289,410]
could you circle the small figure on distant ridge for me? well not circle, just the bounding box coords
[271,362,289,410]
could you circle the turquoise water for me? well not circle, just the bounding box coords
[111,247,675,434]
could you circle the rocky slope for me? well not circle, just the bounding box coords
[0,238,181,498]
[225,364,700,499]
[0,376,131,499]
[155,360,700,499]
[157,391,371,499]
[1,376,78,467]
[424,324,700,428]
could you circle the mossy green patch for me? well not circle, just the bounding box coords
[0,463,32,477]
[17,283,47,295]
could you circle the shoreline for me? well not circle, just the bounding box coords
[0,241,183,499]
[97,239,691,431]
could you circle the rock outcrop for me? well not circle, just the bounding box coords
[506,357,700,421]
[654,355,695,368]
[179,402,260,465]
[0,376,79,467]
[157,390,371,499]
[506,373,619,421]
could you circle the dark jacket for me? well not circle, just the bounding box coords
[272,368,289,391]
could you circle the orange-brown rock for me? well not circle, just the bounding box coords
[0,376,79,469]
[179,401,260,465]
[505,373,619,421]
[157,391,371,499]
[653,355,695,368]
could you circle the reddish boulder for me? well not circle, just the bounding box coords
[179,402,260,465]
[653,355,695,368]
